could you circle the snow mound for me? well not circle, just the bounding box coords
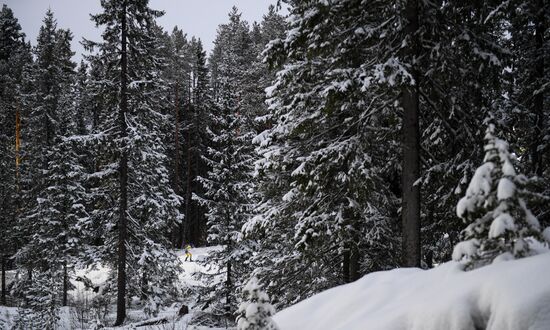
[274,252,550,330]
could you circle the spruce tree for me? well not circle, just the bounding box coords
[85,0,182,324]
[163,26,190,247]
[453,124,547,269]
[0,4,30,306]
[413,0,511,265]
[247,0,400,308]
[236,277,279,330]
[187,39,214,245]
[500,0,550,234]
[12,10,90,327]
[505,0,549,177]
[194,7,257,323]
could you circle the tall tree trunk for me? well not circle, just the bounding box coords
[62,261,68,306]
[1,255,6,305]
[185,76,195,244]
[185,129,192,243]
[532,0,545,177]
[401,0,421,268]
[173,81,183,248]
[115,0,128,325]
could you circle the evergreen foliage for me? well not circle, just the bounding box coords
[14,11,83,326]
[84,0,182,321]
[236,277,279,330]
[0,1,548,327]
[454,124,547,269]
[194,8,258,322]
[0,3,30,306]
[246,0,400,308]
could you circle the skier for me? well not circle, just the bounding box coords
[184,244,192,261]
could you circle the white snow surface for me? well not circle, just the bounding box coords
[274,252,550,330]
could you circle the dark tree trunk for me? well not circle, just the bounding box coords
[343,212,361,283]
[225,260,232,318]
[185,77,197,245]
[185,120,193,243]
[173,81,183,248]
[141,270,148,301]
[342,246,350,283]
[425,249,433,268]
[401,0,421,268]
[1,255,6,305]
[349,241,360,281]
[62,262,68,306]
[532,0,545,177]
[115,0,128,325]
[350,215,361,281]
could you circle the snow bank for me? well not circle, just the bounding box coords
[274,252,550,330]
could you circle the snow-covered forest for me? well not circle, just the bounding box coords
[0,0,549,329]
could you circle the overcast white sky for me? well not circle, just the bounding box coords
[3,0,283,61]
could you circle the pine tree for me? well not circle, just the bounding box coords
[453,124,547,269]
[186,38,214,245]
[500,0,550,234]
[194,7,257,323]
[505,0,549,177]
[236,277,279,330]
[13,274,61,329]
[0,4,30,306]
[392,0,512,266]
[10,10,94,327]
[84,0,182,324]
[163,26,191,247]
[247,0,400,308]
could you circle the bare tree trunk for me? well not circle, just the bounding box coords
[401,0,421,268]
[115,0,128,325]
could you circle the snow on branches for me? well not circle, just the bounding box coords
[453,124,549,269]
[237,277,279,330]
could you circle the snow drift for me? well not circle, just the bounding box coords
[274,252,550,330]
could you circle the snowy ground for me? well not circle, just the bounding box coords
[0,246,224,330]
[274,252,550,330]
[4,247,550,329]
